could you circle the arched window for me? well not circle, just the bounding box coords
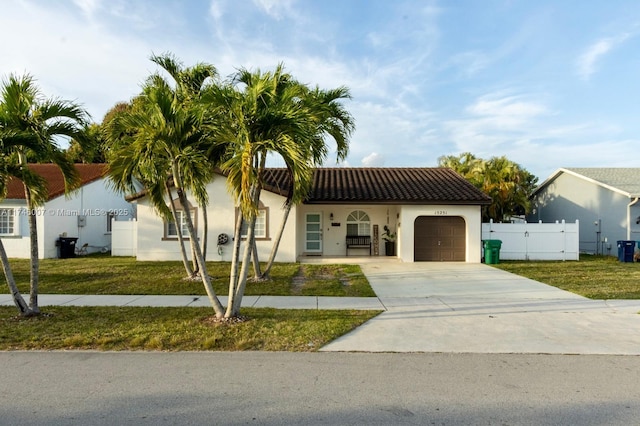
[346,210,370,236]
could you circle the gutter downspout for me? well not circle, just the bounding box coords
[627,197,639,240]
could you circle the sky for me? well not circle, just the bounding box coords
[1,0,639,180]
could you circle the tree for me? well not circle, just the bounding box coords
[66,123,107,163]
[148,53,220,271]
[0,73,88,315]
[259,85,354,279]
[205,64,353,317]
[105,56,226,318]
[438,152,538,222]
[106,54,219,280]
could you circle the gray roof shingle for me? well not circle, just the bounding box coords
[564,168,640,197]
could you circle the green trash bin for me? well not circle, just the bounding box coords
[483,240,502,264]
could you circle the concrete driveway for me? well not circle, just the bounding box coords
[321,262,640,354]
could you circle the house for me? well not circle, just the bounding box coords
[0,164,135,258]
[529,168,640,256]
[127,167,491,263]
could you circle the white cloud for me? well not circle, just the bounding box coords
[577,33,630,80]
[361,152,385,167]
[72,0,102,18]
[440,90,634,179]
[253,0,297,19]
[209,0,225,20]
[466,95,547,118]
[344,100,438,168]
[0,2,168,121]
[447,51,490,76]
[443,93,550,154]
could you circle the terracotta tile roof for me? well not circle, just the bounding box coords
[262,168,492,205]
[6,164,107,201]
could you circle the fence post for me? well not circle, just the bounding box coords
[562,219,566,261]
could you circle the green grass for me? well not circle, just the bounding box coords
[297,264,376,297]
[493,254,640,299]
[0,306,380,351]
[0,255,374,297]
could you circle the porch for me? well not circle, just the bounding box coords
[298,255,401,265]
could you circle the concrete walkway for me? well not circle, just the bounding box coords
[0,293,384,310]
[3,261,640,355]
[321,262,640,354]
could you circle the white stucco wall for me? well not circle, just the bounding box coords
[296,204,399,257]
[0,200,30,258]
[530,173,640,255]
[0,178,133,259]
[134,178,297,263]
[398,204,483,263]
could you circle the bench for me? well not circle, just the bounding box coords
[346,235,372,256]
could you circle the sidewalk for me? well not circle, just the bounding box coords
[0,293,385,311]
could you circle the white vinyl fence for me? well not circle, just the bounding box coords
[111,219,137,256]
[481,220,579,261]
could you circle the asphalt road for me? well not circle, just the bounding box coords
[1,352,639,425]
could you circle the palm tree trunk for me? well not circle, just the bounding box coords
[226,211,244,316]
[176,187,224,317]
[24,186,40,314]
[202,204,208,262]
[190,242,199,275]
[228,177,263,316]
[165,181,194,278]
[0,238,32,316]
[250,155,265,280]
[251,239,262,280]
[261,199,292,279]
[229,214,256,316]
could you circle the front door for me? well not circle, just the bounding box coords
[305,213,323,254]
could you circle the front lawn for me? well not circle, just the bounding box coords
[0,306,380,351]
[493,254,640,299]
[0,256,375,297]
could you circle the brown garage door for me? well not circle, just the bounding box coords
[414,216,466,261]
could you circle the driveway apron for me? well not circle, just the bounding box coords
[320,262,640,354]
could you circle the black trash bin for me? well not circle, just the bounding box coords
[57,237,78,259]
[616,240,635,263]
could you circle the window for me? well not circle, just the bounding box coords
[239,206,269,239]
[165,209,196,239]
[106,212,115,233]
[346,210,370,236]
[0,208,16,236]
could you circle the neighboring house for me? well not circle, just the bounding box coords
[127,167,491,263]
[529,168,640,256]
[0,164,135,258]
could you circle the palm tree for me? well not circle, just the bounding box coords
[439,153,537,222]
[148,53,221,269]
[106,64,226,318]
[0,73,88,315]
[106,54,220,279]
[259,85,354,279]
[207,65,354,317]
